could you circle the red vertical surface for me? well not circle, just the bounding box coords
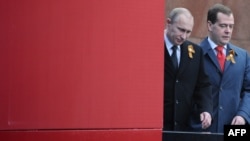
[0,0,164,140]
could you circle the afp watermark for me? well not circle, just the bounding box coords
[224,125,250,140]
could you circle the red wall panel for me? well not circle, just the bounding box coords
[0,0,163,140]
[0,129,161,141]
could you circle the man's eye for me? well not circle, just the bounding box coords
[220,25,226,27]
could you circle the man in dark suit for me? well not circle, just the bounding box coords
[190,3,250,133]
[163,7,213,131]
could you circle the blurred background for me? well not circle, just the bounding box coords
[165,0,250,51]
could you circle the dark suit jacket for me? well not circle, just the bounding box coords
[196,37,250,133]
[164,40,213,131]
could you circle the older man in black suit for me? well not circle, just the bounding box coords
[163,7,213,131]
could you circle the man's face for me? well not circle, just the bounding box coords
[208,12,234,45]
[167,14,194,45]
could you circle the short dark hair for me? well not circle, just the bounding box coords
[207,3,232,24]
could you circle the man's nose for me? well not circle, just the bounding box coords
[181,32,189,39]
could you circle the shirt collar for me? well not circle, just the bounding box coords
[207,37,227,50]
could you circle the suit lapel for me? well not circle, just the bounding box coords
[207,49,221,71]
[164,43,178,75]
[223,45,238,72]
[177,43,190,75]
[201,38,222,73]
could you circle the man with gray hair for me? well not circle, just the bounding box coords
[164,7,213,131]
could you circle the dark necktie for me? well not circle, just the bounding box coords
[216,46,225,71]
[171,46,178,71]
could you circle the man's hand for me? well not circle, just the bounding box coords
[231,115,246,125]
[200,112,212,129]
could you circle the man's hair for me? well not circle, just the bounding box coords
[207,3,232,24]
[168,7,193,24]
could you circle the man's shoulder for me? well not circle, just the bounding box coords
[183,40,200,47]
[183,40,202,50]
[228,43,249,54]
[199,37,209,46]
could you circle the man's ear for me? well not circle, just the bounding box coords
[167,18,171,24]
[207,21,212,31]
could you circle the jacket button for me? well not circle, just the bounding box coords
[176,100,179,104]
[175,122,178,126]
